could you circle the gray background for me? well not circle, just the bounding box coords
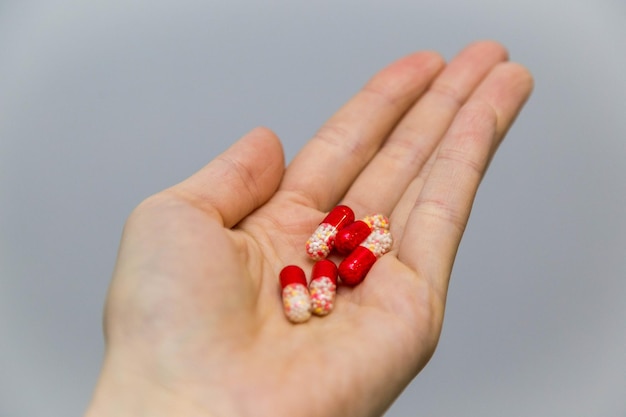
[1,0,625,416]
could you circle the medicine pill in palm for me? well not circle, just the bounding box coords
[309,259,338,316]
[338,228,393,286]
[334,214,390,255]
[305,205,355,260]
[334,220,370,255]
[279,265,312,323]
[362,214,390,231]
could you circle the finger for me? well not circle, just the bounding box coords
[343,41,509,217]
[168,127,285,227]
[398,62,534,297]
[476,62,536,147]
[279,51,445,210]
[392,61,535,240]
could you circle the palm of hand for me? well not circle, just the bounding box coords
[109,192,434,416]
[94,41,533,417]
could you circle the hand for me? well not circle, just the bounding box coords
[86,41,533,417]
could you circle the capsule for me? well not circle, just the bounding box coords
[338,228,393,286]
[279,265,311,323]
[334,214,390,255]
[305,205,355,260]
[309,259,338,316]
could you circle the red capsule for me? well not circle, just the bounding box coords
[338,246,378,286]
[305,205,355,260]
[279,265,311,323]
[334,214,390,255]
[309,259,338,316]
[338,228,393,286]
[334,220,371,255]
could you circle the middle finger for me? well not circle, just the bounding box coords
[343,41,509,218]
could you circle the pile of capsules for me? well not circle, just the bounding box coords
[279,205,393,323]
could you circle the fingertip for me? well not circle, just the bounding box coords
[247,125,281,145]
[165,126,286,227]
[244,126,286,170]
[246,126,286,198]
[364,50,446,100]
[461,39,510,62]
[228,125,286,206]
[499,61,535,98]
[402,50,447,72]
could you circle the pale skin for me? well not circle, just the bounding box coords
[85,41,534,417]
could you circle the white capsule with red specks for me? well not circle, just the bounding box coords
[338,228,393,286]
[279,265,311,323]
[362,214,390,231]
[309,259,338,316]
[305,205,355,260]
[334,214,390,255]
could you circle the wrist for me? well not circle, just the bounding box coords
[85,353,214,417]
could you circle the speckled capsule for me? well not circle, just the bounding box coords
[334,214,390,255]
[305,205,355,260]
[338,227,393,286]
[279,265,311,323]
[309,259,338,316]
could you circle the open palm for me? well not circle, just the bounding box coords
[87,41,533,417]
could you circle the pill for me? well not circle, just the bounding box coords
[334,214,390,255]
[334,220,370,255]
[305,205,355,260]
[309,259,338,316]
[338,228,393,286]
[362,214,390,230]
[279,265,312,323]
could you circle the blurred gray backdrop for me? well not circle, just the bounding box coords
[1,0,625,416]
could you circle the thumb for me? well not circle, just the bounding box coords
[170,127,285,227]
